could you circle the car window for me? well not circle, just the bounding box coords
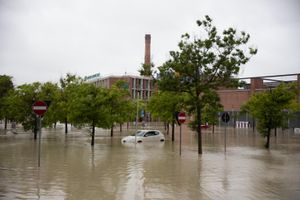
[133,131,145,137]
[145,131,156,137]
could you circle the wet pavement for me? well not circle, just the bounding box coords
[0,125,300,199]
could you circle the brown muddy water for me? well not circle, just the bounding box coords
[0,125,300,200]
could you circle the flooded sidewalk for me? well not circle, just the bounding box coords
[0,125,300,199]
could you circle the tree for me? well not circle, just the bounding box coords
[68,83,109,146]
[158,16,257,154]
[5,82,42,138]
[105,81,135,137]
[198,90,223,134]
[0,75,14,129]
[241,83,299,148]
[139,63,155,77]
[147,91,184,141]
[58,73,82,134]
[39,82,61,127]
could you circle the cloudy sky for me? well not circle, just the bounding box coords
[0,0,299,85]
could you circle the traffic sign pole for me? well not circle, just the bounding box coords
[180,124,182,155]
[38,116,41,167]
[177,112,186,156]
[32,101,48,168]
[225,122,227,153]
[221,112,230,154]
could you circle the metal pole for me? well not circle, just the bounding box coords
[38,116,42,167]
[224,122,227,153]
[135,100,138,144]
[179,124,182,156]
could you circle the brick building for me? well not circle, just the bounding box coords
[218,73,300,112]
[87,75,155,100]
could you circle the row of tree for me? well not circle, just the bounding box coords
[0,74,137,145]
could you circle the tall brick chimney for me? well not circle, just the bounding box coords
[144,34,151,65]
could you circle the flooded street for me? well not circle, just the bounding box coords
[1,125,300,200]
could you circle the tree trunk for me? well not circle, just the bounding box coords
[4,117,7,130]
[274,128,277,137]
[34,127,37,140]
[65,118,68,134]
[265,128,271,148]
[91,123,95,146]
[212,123,215,134]
[34,116,37,140]
[196,102,202,154]
[111,126,114,137]
[171,120,175,142]
[120,124,122,132]
[233,111,236,129]
[167,123,169,135]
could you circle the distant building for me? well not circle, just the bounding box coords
[218,73,300,112]
[87,75,155,100]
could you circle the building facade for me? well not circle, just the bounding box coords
[218,73,300,112]
[87,75,155,100]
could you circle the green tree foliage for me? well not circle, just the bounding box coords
[188,90,223,133]
[4,81,65,138]
[4,82,42,138]
[147,91,184,141]
[68,83,109,145]
[39,82,61,127]
[158,15,257,154]
[0,75,14,128]
[58,73,82,134]
[105,81,135,136]
[134,99,147,126]
[241,83,299,148]
[202,91,223,129]
[139,63,155,77]
[0,75,14,100]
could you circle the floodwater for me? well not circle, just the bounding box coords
[1,125,300,200]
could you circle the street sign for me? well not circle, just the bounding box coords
[32,101,48,116]
[177,111,186,156]
[221,112,230,153]
[221,112,230,123]
[178,112,186,124]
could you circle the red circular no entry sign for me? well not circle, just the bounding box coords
[178,112,186,124]
[32,101,48,116]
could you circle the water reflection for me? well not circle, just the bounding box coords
[0,127,300,199]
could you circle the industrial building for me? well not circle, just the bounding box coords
[219,73,300,112]
[87,74,155,100]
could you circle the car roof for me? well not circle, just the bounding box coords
[138,130,161,132]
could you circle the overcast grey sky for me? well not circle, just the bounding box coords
[0,0,299,85]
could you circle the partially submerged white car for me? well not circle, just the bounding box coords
[121,130,165,143]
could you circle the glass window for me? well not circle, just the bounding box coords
[145,131,156,137]
[132,130,145,136]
